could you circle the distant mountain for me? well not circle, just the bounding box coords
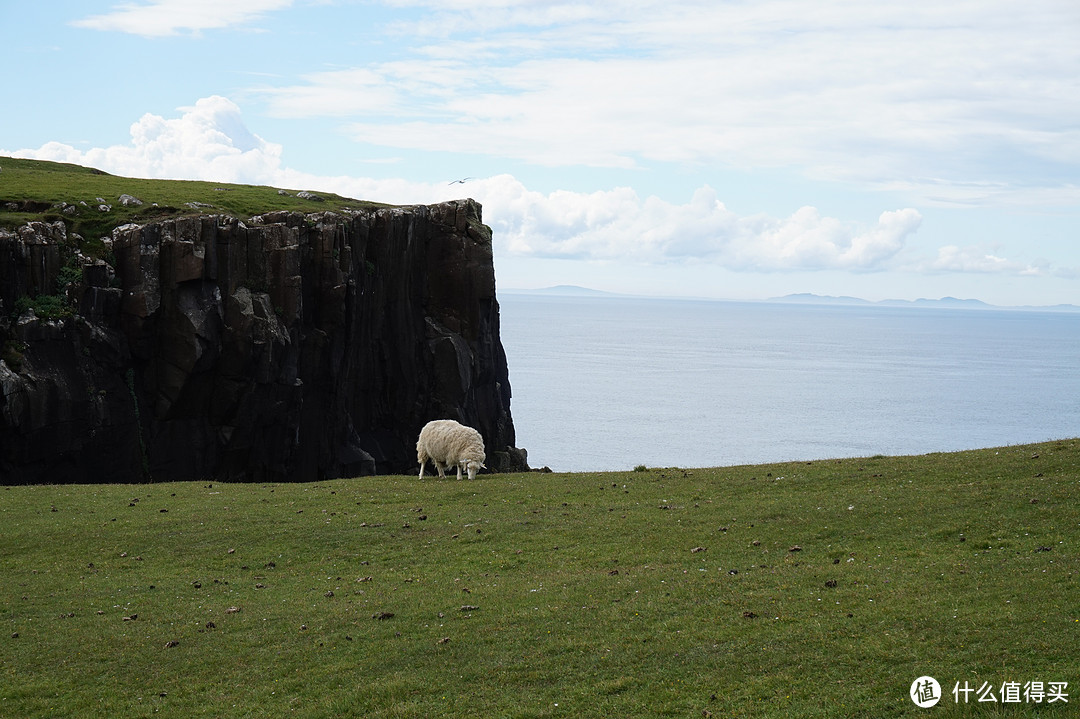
[768,293,1078,312]
[504,288,1079,312]
[767,293,871,306]
[878,296,994,309]
[503,285,621,297]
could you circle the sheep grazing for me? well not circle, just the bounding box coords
[417,419,486,480]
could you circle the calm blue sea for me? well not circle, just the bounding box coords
[497,294,1080,472]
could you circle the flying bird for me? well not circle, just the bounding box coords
[448,177,473,185]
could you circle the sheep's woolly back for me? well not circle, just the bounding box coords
[417,420,486,467]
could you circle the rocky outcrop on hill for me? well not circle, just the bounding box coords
[0,200,527,483]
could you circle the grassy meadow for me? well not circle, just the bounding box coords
[1,440,1077,717]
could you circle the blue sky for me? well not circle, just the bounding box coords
[3,0,1079,305]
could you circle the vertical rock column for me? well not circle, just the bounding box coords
[0,201,526,483]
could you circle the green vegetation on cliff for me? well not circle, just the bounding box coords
[0,156,384,320]
[0,156,386,245]
[2,441,1077,717]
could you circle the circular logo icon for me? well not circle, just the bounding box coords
[910,676,941,708]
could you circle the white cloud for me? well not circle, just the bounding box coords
[255,68,408,119]
[73,0,293,37]
[23,96,1074,278]
[922,245,1049,275]
[12,97,284,184]
[475,178,921,271]
[252,0,1080,207]
[64,1,1080,207]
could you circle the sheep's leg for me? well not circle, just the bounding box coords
[418,459,425,479]
[455,463,463,481]
[435,461,446,478]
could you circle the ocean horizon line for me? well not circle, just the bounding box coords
[500,286,1080,313]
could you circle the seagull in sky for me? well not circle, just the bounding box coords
[448,177,473,185]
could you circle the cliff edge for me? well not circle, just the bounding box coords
[0,200,527,482]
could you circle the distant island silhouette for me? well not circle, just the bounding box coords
[501,287,1079,312]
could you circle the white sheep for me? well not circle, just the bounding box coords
[417,419,486,480]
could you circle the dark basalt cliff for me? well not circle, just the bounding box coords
[0,200,527,483]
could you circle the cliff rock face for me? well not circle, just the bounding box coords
[0,200,527,483]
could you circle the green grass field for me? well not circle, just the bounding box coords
[1,440,1077,717]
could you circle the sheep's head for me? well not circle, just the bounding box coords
[464,459,485,480]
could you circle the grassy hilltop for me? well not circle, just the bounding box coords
[1,441,1078,718]
[0,156,387,252]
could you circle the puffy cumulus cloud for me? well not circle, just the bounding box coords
[2,95,942,275]
[10,97,284,184]
[473,178,921,272]
[72,0,293,37]
[5,95,922,273]
[734,207,922,271]
[4,96,455,206]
